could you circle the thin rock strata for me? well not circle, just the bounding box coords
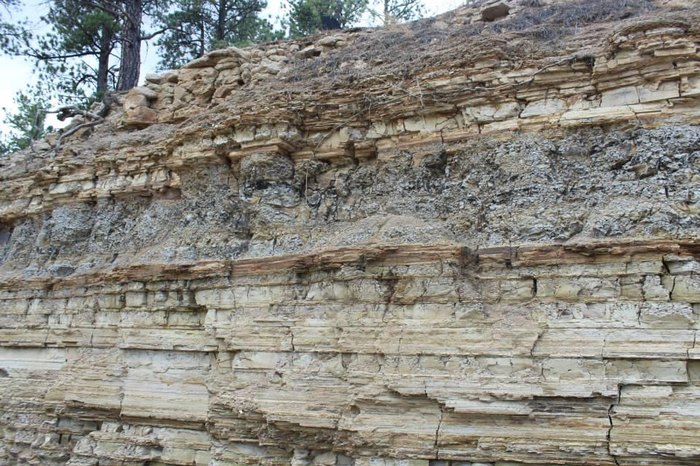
[1,0,700,465]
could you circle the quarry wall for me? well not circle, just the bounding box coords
[1,1,700,465]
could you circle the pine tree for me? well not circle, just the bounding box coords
[0,86,53,155]
[155,0,281,70]
[285,0,369,38]
[62,0,163,92]
[0,0,167,157]
[21,0,120,102]
[10,0,163,100]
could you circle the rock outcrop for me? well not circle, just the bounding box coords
[1,0,700,465]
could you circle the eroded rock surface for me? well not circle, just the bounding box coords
[1,0,700,465]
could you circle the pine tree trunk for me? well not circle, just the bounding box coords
[96,25,112,96]
[335,0,343,26]
[216,0,227,44]
[199,15,205,56]
[116,0,142,91]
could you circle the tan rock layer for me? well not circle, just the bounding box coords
[1,16,700,221]
[0,238,698,289]
[2,239,700,465]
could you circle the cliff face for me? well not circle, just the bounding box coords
[1,0,700,465]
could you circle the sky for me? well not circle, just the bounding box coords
[0,0,465,133]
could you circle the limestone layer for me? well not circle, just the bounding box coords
[1,1,700,465]
[2,240,700,466]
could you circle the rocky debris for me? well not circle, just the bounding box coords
[1,1,700,465]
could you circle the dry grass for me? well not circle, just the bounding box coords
[210,0,693,128]
[286,0,660,85]
[492,0,657,40]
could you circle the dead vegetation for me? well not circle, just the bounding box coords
[199,0,697,136]
[285,0,662,87]
[492,0,658,40]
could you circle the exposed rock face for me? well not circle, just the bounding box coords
[1,1,700,465]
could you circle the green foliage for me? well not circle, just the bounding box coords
[6,0,164,103]
[5,0,120,106]
[0,86,53,156]
[0,21,26,53]
[35,0,119,96]
[0,0,28,53]
[285,0,369,38]
[46,3,117,52]
[156,0,282,70]
[230,15,285,47]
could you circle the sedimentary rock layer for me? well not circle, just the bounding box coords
[1,0,700,465]
[2,240,700,465]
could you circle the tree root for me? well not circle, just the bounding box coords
[45,95,113,155]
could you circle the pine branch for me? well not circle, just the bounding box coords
[140,27,168,41]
